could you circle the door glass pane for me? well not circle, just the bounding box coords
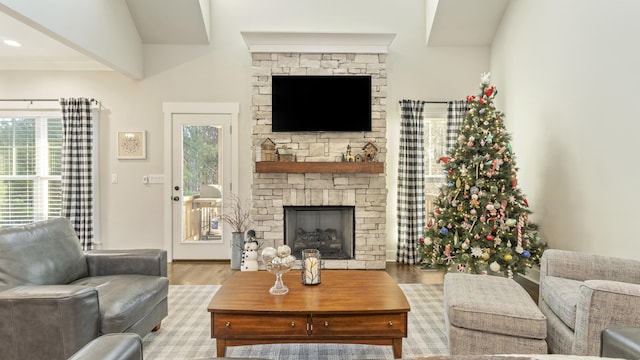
[181,125,222,242]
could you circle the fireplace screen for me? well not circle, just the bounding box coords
[284,206,354,260]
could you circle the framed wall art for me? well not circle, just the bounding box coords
[117,130,146,159]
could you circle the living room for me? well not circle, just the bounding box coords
[3,0,638,263]
[2,1,640,359]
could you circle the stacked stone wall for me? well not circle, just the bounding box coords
[251,52,388,269]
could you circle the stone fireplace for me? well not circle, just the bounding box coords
[245,32,394,269]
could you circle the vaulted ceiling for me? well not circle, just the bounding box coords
[0,0,508,79]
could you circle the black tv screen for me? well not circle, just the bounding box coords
[271,75,372,132]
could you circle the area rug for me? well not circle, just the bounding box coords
[142,283,448,359]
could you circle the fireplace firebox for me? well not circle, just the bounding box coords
[284,206,354,260]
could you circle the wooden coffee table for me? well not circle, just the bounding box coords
[208,270,410,358]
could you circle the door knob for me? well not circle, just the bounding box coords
[173,196,180,201]
[174,186,180,191]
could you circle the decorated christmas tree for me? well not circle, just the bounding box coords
[418,73,546,277]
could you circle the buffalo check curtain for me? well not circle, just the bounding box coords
[446,100,469,153]
[397,100,426,264]
[60,98,94,250]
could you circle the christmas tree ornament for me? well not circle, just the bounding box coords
[480,72,491,85]
[471,246,483,257]
[489,261,501,272]
[504,254,513,262]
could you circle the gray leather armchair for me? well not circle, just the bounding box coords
[0,218,168,359]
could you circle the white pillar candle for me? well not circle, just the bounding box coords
[304,257,319,284]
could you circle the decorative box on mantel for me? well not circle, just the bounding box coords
[276,146,295,162]
[259,138,276,162]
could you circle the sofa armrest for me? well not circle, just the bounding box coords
[572,280,640,355]
[68,333,143,360]
[0,285,100,359]
[85,249,167,277]
[540,249,640,283]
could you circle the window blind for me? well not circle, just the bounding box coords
[0,116,63,226]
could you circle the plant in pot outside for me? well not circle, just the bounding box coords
[220,193,251,270]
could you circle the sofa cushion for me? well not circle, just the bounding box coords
[71,275,169,334]
[0,218,88,286]
[540,276,581,330]
[445,273,547,339]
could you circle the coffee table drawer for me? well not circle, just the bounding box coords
[312,313,407,337]
[213,313,309,337]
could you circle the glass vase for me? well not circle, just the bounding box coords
[270,272,288,295]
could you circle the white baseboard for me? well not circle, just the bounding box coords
[386,249,396,262]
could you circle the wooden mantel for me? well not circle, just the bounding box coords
[255,161,384,174]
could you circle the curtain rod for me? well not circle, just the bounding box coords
[0,98,98,103]
[399,100,449,104]
[0,99,58,102]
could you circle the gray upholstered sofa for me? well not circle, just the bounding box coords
[539,249,640,356]
[0,218,168,359]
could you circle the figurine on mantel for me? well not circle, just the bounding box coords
[343,143,378,162]
[363,142,379,162]
[259,138,276,162]
[345,144,355,162]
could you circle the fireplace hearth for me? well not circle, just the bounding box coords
[284,206,354,260]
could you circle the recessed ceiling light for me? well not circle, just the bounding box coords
[3,39,22,47]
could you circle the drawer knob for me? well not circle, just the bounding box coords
[388,321,393,327]
[290,321,296,327]
[324,321,329,327]
[225,322,231,327]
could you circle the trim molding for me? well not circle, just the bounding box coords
[241,31,396,53]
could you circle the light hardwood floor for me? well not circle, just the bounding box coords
[168,261,445,286]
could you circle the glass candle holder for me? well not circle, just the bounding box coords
[301,249,321,285]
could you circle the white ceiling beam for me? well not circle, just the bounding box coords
[0,0,144,79]
[427,0,509,47]
[125,0,210,45]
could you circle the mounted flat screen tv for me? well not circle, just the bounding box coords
[271,75,372,132]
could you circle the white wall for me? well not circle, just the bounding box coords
[0,0,488,257]
[490,0,640,259]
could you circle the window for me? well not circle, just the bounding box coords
[423,104,448,221]
[0,115,62,227]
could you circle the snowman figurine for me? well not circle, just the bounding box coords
[241,240,259,271]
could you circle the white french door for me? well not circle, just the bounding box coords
[163,103,239,261]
